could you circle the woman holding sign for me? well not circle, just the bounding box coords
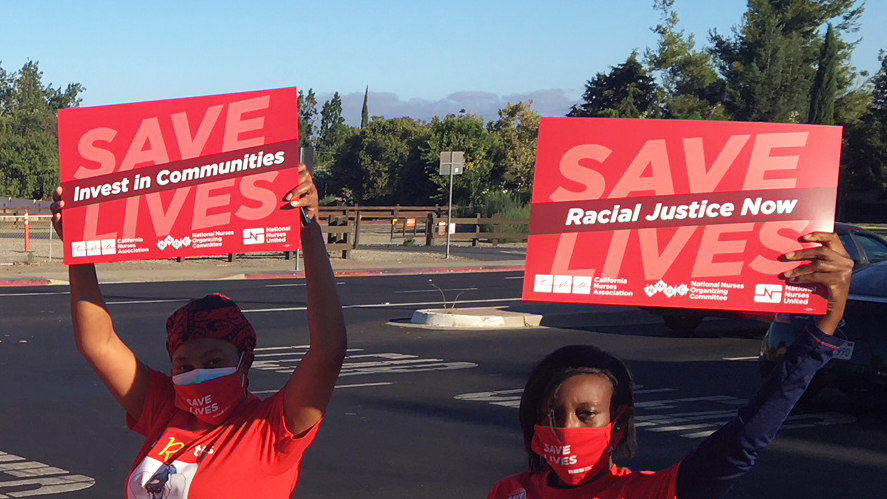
[51,164,345,499]
[488,232,853,499]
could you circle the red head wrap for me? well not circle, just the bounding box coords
[165,293,257,359]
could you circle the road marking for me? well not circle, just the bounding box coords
[769,436,887,469]
[254,348,363,358]
[723,356,758,361]
[252,381,393,395]
[0,292,70,298]
[335,382,393,389]
[252,350,477,378]
[242,297,522,313]
[634,388,678,395]
[454,389,858,439]
[0,450,94,497]
[106,299,186,305]
[264,282,345,287]
[454,389,523,408]
[394,288,478,294]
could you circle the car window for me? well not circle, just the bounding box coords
[849,263,887,298]
[839,233,860,263]
[856,233,887,265]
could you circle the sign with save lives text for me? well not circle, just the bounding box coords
[58,87,300,264]
[523,117,843,314]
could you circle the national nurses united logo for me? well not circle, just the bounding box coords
[754,284,783,303]
[243,228,265,245]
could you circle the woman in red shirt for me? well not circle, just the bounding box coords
[489,232,853,499]
[51,165,345,498]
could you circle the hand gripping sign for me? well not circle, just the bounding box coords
[523,118,843,314]
[58,87,300,264]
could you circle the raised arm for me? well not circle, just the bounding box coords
[279,165,348,435]
[674,232,853,499]
[51,187,149,421]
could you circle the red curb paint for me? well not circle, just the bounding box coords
[0,279,53,287]
[244,265,524,280]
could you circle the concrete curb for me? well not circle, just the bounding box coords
[245,265,524,280]
[410,306,665,329]
[0,279,53,287]
[411,307,543,328]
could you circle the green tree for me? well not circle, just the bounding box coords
[710,0,864,122]
[842,51,887,209]
[297,88,318,148]
[361,86,369,129]
[422,112,504,206]
[487,101,539,195]
[569,52,659,118]
[317,92,350,164]
[645,0,727,119]
[808,23,839,124]
[329,117,432,204]
[0,61,83,199]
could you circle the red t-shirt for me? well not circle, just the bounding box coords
[125,369,319,499]
[487,464,679,499]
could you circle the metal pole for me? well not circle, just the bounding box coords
[446,163,454,259]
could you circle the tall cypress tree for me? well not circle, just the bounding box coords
[361,86,369,129]
[808,24,838,124]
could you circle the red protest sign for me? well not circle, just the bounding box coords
[58,87,300,264]
[523,117,843,314]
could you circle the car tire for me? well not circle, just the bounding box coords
[663,315,704,335]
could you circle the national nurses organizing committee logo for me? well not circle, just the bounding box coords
[243,228,265,245]
[754,284,783,303]
[156,235,191,251]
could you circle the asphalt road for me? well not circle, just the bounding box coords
[1,271,886,498]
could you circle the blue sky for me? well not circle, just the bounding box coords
[3,0,885,125]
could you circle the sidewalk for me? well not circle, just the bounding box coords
[0,244,526,286]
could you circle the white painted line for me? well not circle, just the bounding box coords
[0,450,95,494]
[394,287,478,294]
[106,299,186,305]
[634,388,679,395]
[255,345,310,351]
[335,382,393,389]
[682,430,717,439]
[723,356,758,361]
[251,381,392,395]
[0,291,70,297]
[769,436,887,468]
[265,282,345,288]
[504,276,524,280]
[254,348,363,357]
[242,297,522,313]
[647,423,721,433]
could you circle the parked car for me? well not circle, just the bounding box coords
[646,223,887,334]
[758,259,887,398]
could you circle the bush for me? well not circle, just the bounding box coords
[456,190,530,234]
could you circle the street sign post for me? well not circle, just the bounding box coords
[439,151,464,258]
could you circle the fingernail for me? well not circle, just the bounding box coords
[290,201,299,207]
[285,193,293,201]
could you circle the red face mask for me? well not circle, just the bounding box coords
[172,357,247,424]
[531,417,623,486]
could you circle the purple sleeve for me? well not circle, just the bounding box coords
[675,321,843,499]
